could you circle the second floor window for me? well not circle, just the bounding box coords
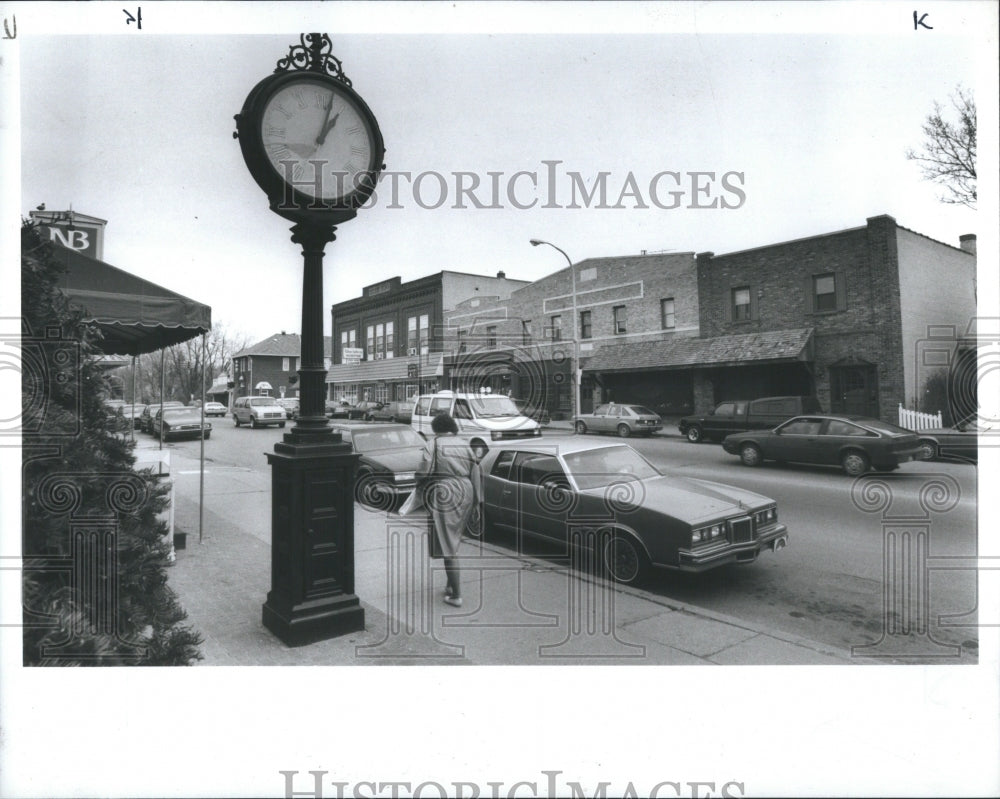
[732,287,751,322]
[366,325,375,358]
[661,298,675,329]
[580,310,592,339]
[486,326,497,349]
[522,320,532,346]
[811,272,845,313]
[613,305,627,335]
[550,315,562,341]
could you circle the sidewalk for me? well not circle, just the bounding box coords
[159,434,858,666]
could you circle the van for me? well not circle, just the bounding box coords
[233,396,287,428]
[411,391,542,440]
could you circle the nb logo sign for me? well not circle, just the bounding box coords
[49,227,91,251]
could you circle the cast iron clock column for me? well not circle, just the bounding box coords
[234,33,386,646]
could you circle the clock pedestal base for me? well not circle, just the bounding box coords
[262,438,364,647]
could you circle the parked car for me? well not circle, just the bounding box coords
[411,391,541,439]
[915,415,985,463]
[512,397,551,426]
[122,403,147,429]
[348,400,386,420]
[368,400,414,424]
[722,414,923,476]
[196,401,228,418]
[276,397,300,419]
[102,399,128,431]
[679,396,823,443]
[573,403,662,438]
[326,399,353,419]
[232,396,286,428]
[151,408,212,441]
[477,438,788,584]
[140,401,185,433]
[330,423,428,510]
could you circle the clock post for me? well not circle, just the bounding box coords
[234,33,386,646]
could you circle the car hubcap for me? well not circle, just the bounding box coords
[742,446,759,465]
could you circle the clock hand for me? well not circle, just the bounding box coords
[314,94,334,146]
[316,112,340,146]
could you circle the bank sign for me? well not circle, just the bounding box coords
[29,210,106,260]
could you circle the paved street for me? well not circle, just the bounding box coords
[156,418,979,662]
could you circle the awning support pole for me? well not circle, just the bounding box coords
[199,332,206,544]
[159,347,165,450]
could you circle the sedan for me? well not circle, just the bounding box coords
[325,399,352,419]
[722,414,922,477]
[276,398,300,419]
[368,400,414,424]
[478,438,788,584]
[573,403,663,438]
[151,408,212,441]
[915,415,985,463]
[348,400,386,420]
[140,401,185,433]
[201,401,228,417]
[330,423,428,511]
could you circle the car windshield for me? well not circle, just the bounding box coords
[351,428,426,451]
[250,398,277,406]
[162,409,192,417]
[561,445,661,490]
[469,396,520,418]
[628,405,657,416]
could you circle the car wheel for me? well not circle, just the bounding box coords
[739,442,763,467]
[356,471,394,512]
[686,425,704,443]
[250,417,258,429]
[233,415,240,427]
[279,422,286,428]
[617,424,631,438]
[575,421,588,435]
[841,450,870,477]
[918,439,938,461]
[603,534,648,586]
[203,432,211,440]
[389,416,397,423]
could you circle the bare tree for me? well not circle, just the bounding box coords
[120,323,252,403]
[906,86,977,208]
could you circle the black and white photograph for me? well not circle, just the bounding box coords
[1,1,997,797]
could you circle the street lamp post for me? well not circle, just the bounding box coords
[530,239,580,422]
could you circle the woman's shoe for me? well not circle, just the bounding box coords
[443,595,463,607]
[444,585,455,598]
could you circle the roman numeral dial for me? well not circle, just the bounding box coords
[258,76,381,203]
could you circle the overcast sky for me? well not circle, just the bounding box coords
[2,2,999,797]
[9,7,994,344]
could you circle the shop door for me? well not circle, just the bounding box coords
[830,365,878,417]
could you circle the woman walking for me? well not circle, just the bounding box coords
[417,412,480,606]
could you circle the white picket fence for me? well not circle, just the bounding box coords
[898,404,943,431]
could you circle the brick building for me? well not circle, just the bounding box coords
[231,332,332,402]
[586,214,976,420]
[443,252,700,418]
[326,271,529,403]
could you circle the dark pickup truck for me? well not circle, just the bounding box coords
[679,396,823,443]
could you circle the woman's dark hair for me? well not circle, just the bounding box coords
[431,412,459,435]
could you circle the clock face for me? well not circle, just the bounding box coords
[259,77,378,203]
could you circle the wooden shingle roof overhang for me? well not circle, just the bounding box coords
[584,328,815,374]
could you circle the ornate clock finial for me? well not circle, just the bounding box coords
[274,32,353,86]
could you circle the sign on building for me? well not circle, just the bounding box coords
[342,347,364,365]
